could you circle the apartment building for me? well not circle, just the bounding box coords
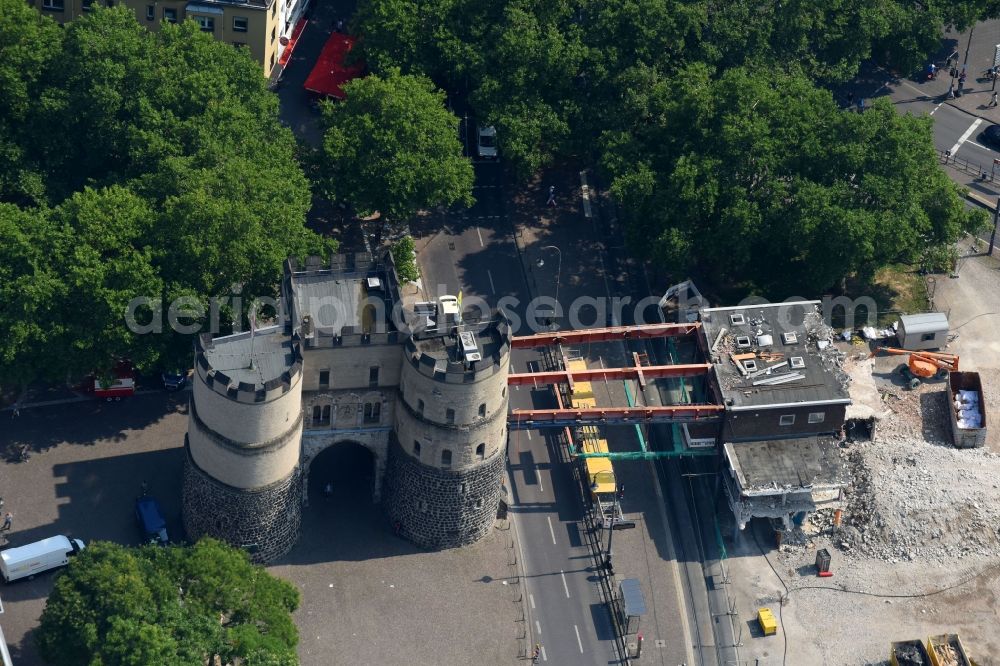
[28,0,304,77]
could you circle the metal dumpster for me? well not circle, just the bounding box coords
[949,372,987,449]
[927,634,971,666]
[891,639,932,666]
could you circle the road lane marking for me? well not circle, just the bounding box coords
[526,430,532,440]
[541,646,548,662]
[950,118,983,156]
[537,465,544,493]
[487,269,496,294]
[529,593,535,609]
[476,226,484,246]
[547,516,556,544]
[560,570,570,598]
[930,102,943,115]
[535,620,541,635]
[967,140,992,151]
[574,625,583,653]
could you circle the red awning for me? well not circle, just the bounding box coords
[303,33,364,100]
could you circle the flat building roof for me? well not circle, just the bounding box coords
[700,301,850,410]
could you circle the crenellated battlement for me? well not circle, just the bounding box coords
[404,313,511,383]
[195,329,303,404]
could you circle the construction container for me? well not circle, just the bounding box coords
[949,372,987,449]
[815,548,831,573]
[756,608,777,636]
[891,639,932,666]
[897,313,949,350]
[927,634,971,666]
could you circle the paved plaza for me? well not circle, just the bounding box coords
[0,393,521,665]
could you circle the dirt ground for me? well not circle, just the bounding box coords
[726,249,1000,666]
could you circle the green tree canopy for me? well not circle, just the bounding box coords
[602,67,984,294]
[0,3,333,385]
[317,69,474,227]
[36,539,300,666]
[356,0,999,175]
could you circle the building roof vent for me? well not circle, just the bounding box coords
[790,356,806,369]
[743,359,758,372]
[782,331,798,345]
[460,331,482,362]
[735,335,752,348]
[729,313,746,325]
[756,334,774,347]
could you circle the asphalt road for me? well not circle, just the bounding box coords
[412,158,621,663]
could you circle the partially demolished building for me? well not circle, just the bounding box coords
[699,301,851,533]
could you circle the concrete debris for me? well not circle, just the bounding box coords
[779,374,1000,565]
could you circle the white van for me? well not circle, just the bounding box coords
[1,535,85,583]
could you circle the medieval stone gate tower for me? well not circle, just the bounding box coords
[182,329,305,562]
[181,253,510,561]
[383,317,511,549]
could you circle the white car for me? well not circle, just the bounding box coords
[476,125,498,159]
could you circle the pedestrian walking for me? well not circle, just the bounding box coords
[847,91,854,107]
[336,18,344,32]
[2,513,12,532]
[532,644,541,663]
[856,97,865,113]
[546,185,555,207]
[992,91,998,107]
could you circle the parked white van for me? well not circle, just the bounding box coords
[1,535,85,583]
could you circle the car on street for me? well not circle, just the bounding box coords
[135,495,169,544]
[979,124,1000,150]
[162,369,188,391]
[476,125,498,159]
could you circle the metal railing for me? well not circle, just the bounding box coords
[938,148,1000,185]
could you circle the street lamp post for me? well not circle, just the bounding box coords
[536,245,562,304]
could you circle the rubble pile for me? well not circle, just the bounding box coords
[838,383,1000,563]
[872,382,950,444]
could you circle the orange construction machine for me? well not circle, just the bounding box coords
[872,347,959,389]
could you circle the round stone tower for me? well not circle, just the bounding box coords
[384,313,511,549]
[182,329,304,562]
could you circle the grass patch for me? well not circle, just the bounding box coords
[839,263,929,327]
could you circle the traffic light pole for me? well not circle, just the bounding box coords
[989,197,999,256]
[604,491,618,573]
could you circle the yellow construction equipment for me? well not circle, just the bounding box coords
[756,608,777,636]
[872,347,960,390]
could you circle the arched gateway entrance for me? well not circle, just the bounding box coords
[304,441,378,505]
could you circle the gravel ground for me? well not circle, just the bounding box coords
[734,250,1000,665]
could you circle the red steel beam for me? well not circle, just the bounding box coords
[508,404,724,427]
[507,364,711,386]
[511,322,701,348]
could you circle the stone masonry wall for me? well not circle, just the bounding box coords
[383,436,505,549]
[182,442,302,563]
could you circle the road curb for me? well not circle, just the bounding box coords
[966,189,997,210]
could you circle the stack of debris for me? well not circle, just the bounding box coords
[953,389,982,430]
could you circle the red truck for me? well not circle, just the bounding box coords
[93,360,135,401]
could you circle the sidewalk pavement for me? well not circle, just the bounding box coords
[922,19,1000,121]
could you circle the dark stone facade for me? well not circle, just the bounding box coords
[383,437,506,549]
[181,442,302,563]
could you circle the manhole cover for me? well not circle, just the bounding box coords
[449,242,456,250]
[654,640,666,648]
